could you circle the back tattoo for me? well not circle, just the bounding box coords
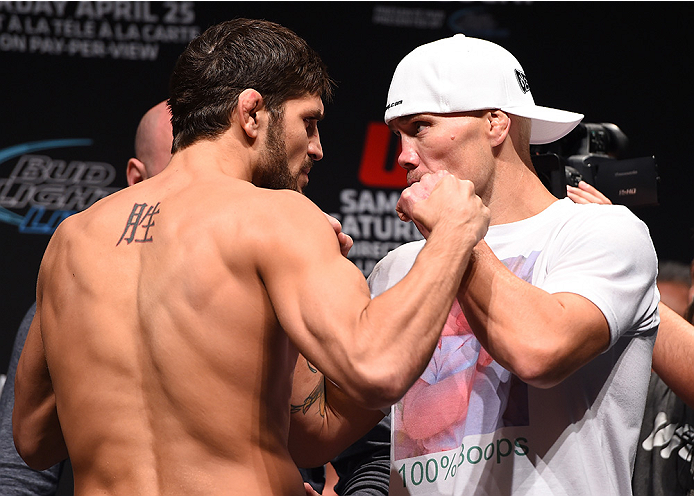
[117,202,161,246]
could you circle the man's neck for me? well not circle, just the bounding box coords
[170,136,256,183]
[486,163,558,226]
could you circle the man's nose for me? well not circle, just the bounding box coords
[397,138,418,171]
[309,133,323,161]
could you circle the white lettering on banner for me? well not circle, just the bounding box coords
[0,2,68,17]
[372,5,446,29]
[73,1,159,22]
[0,32,25,50]
[0,1,199,60]
[340,188,400,214]
[0,154,119,233]
[331,188,424,276]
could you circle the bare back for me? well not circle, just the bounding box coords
[36,165,306,495]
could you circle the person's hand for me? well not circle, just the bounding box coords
[396,171,450,237]
[566,181,612,205]
[304,482,322,496]
[396,171,489,245]
[324,213,353,257]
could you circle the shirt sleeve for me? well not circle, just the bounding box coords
[537,205,660,346]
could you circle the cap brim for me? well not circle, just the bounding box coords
[503,105,584,144]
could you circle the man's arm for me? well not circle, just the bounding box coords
[289,359,385,467]
[0,304,63,493]
[651,303,694,409]
[567,180,694,408]
[457,241,612,388]
[470,181,655,388]
[13,260,68,471]
[268,173,488,408]
[275,173,488,463]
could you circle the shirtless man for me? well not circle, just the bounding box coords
[12,19,490,495]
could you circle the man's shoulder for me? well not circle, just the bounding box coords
[238,187,327,234]
[543,198,648,237]
[555,197,640,221]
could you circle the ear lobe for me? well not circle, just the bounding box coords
[488,110,511,147]
[126,158,147,186]
[236,88,264,139]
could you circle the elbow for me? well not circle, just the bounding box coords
[13,428,48,471]
[13,414,66,471]
[504,347,569,390]
[345,363,412,409]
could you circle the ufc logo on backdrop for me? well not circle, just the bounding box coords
[357,122,407,189]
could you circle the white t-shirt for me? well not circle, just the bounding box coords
[368,198,660,496]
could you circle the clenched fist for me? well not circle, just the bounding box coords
[396,171,489,247]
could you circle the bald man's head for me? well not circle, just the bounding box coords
[127,101,173,186]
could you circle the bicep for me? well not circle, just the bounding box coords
[257,199,371,380]
[552,291,611,367]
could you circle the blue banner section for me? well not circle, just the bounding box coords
[0,139,93,165]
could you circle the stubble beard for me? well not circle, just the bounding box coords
[256,117,306,193]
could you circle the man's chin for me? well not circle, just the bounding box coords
[298,178,308,194]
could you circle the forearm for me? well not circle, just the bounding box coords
[289,357,385,468]
[652,303,694,409]
[349,228,478,404]
[457,241,609,388]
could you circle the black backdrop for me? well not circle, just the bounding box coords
[1,1,693,384]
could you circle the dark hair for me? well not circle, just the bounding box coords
[168,18,334,153]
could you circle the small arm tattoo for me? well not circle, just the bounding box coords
[290,359,326,417]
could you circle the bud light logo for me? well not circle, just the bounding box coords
[0,139,120,234]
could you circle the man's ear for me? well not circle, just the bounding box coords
[487,110,511,147]
[236,88,264,139]
[126,158,148,186]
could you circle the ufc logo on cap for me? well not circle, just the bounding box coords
[515,69,530,94]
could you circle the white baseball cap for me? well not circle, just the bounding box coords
[384,34,584,145]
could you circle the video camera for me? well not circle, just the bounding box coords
[531,123,659,207]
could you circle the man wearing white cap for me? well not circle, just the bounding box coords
[365,34,660,495]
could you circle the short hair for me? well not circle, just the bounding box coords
[509,113,532,165]
[168,18,334,153]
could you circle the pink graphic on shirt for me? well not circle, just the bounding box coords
[393,252,538,460]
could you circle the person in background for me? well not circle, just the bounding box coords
[568,179,694,495]
[654,261,691,319]
[126,101,175,185]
